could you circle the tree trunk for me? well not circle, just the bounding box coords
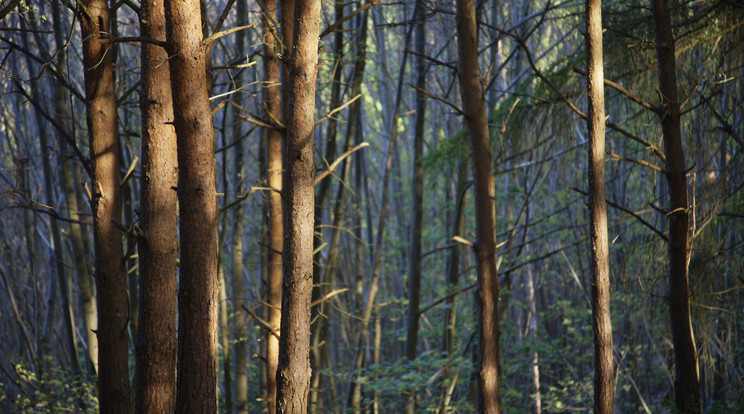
[164,0,220,411]
[455,0,502,411]
[263,0,284,409]
[405,2,426,412]
[585,0,615,412]
[275,0,321,412]
[78,1,132,411]
[51,0,99,376]
[135,0,178,411]
[651,1,700,412]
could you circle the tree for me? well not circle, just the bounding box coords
[78,0,131,411]
[651,0,700,412]
[262,0,284,409]
[405,1,426,411]
[585,0,614,412]
[455,0,502,411]
[275,0,322,410]
[164,0,219,411]
[135,0,178,411]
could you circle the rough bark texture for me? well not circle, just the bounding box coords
[165,0,219,412]
[135,0,178,412]
[263,0,283,410]
[651,1,700,412]
[275,0,321,410]
[455,0,502,411]
[586,0,615,412]
[79,1,132,412]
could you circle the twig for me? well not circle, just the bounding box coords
[409,83,465,116]
[319,0,379,40]
[315,94,361,126]
[314,142,369,185]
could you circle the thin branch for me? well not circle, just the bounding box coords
[573,67,658,113]
[319,0,379,40]
[315,94,361,126]
[241,305,280,339]
[314,142,369,185]
[570,187,667,241]
[202,24,257,48]
[409,83,465,116]
[607,150,667,173]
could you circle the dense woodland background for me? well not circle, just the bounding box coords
[0,0,743,412]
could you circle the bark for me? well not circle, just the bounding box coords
[51,0,98,376]
[263,0,284,409]
[651,1,700,412]
[455,0,502,411]
[79,1,132,411]
[405,3,426,412]
[135,0,178,412]
[165,0,220,411]
[585,0,615,412]
[275,0,322,410]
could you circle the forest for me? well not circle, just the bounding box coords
[0,0,742,412]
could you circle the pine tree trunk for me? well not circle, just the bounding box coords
[263,0,284,410]
[651,1,700,412]
[275,0,321,411]
[405,2,426,412]
[164,0,219,411]
[135,0,178,411]
[586,0,615,412]
[79,1,132,411]
[455,0,502,411]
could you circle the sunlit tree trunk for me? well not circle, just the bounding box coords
[164,0,219,411]
[135,1,178,412]
[455,0,502,410]
[51,1,98,376]
[585,0,615,412]
[263,0,284,409]
[78,1,131,411]
[275,0,321,410]
[651,1,700,412]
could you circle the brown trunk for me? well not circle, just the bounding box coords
[164,0,220,412]
[135,0,178,412]
[263,0,284,410]
[51,0,99,376]
[455,0,502,411]
[586,0,615,412]
[651,1,700,412]
[405,3,426,412]
[79,1,132,411]
[275,0,321,410]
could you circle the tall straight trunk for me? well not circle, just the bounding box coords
[525,244,541,414]
[585,0,615,412]
[275,0,321,412]
[405,3,426,413]
[78,1,132,412]
[455,0,502,411]
[51,1,98,376]
[135,0,178,411]
[263,0,284,409]
[276,0,322,410]
[164,0,219,411]
[651,1,700,412]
